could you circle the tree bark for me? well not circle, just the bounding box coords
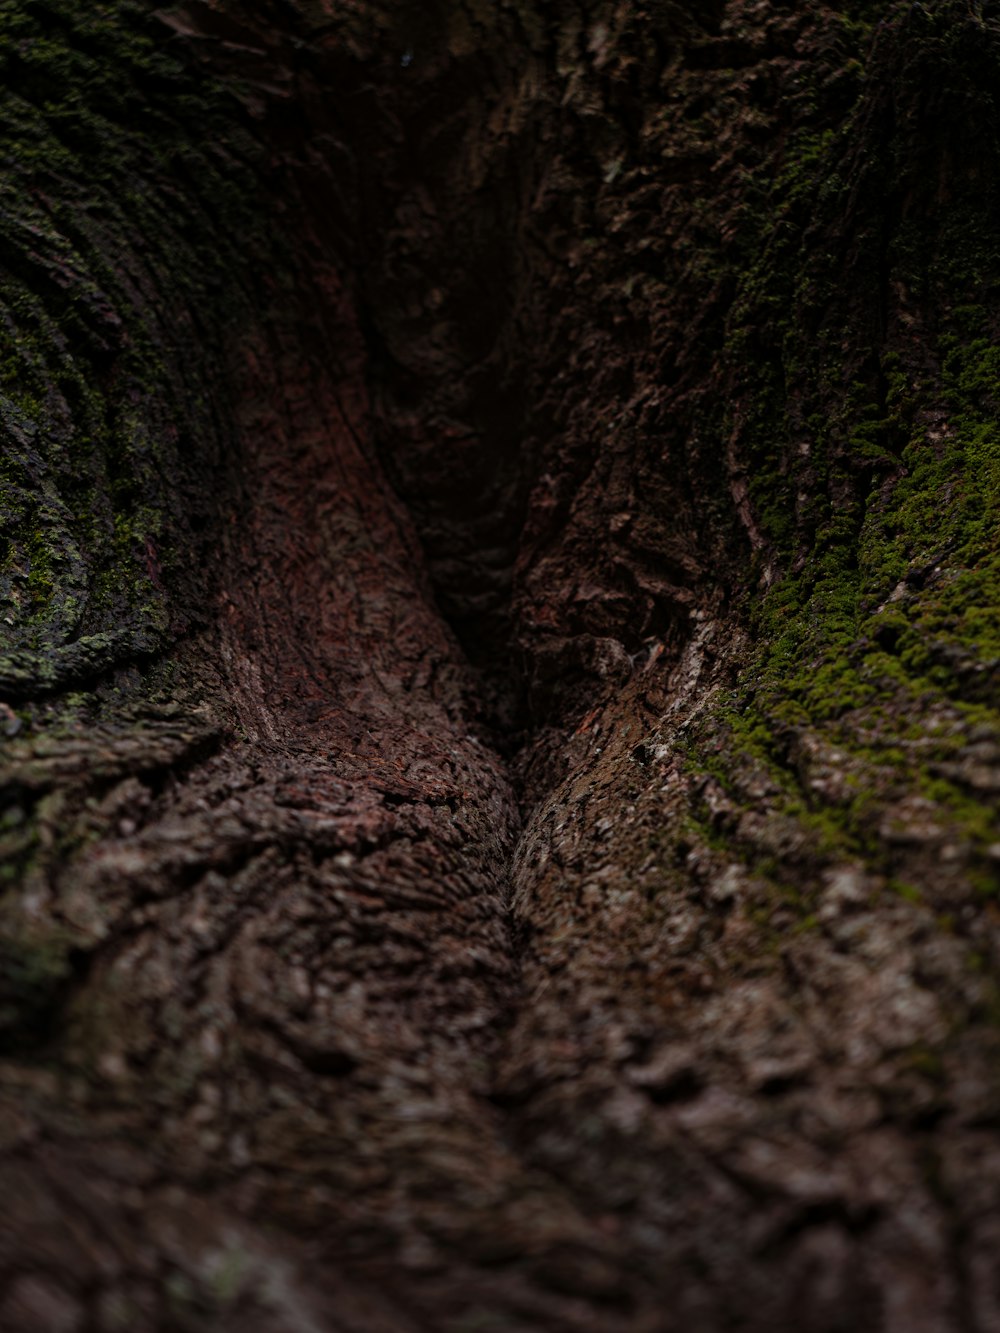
[2,2,999,1330]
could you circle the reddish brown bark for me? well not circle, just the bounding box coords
[2,2,1000,1330]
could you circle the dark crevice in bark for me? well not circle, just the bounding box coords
[3,3,1000,1330]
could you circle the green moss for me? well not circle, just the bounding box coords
[0,0,306,1033]
[0,0,287,701]
[890,879,923,904]
[676,5,1000,908]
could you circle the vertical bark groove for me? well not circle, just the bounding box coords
[2,1,1000,1329]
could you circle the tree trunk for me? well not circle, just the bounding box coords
[2,2,999,1329]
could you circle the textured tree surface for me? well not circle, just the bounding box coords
[2,1,1000,1329]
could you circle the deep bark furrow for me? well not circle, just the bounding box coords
[2,2,1000,1330]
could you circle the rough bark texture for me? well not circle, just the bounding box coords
[2,1,1000,1330]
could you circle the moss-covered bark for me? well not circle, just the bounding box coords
[2,1,999,1329]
